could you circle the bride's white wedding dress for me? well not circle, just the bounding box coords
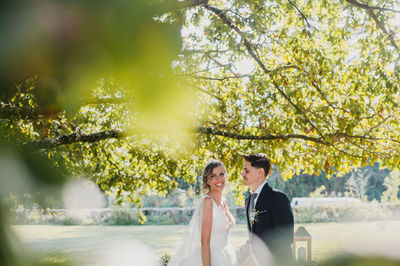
[168,195,238,266]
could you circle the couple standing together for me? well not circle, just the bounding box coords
[168,153,294,266]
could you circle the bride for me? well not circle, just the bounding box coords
[168,160,238,266]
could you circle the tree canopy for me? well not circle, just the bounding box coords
[1,0,400,204]
[177,0,400,178]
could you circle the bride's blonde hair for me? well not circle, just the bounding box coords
[202,159,227,191]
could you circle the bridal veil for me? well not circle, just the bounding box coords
[167,196,207,266]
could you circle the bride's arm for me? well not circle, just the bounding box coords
[201,197,213,266]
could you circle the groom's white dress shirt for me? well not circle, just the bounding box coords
[252,180,267,207]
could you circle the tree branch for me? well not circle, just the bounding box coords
[197,126,328,145]
[332,133,400,147]
[182,49,230,55]
[345,0,400,14]
[367,9,398,49]
[198,126,398,159]
[287,0,311,28]
[25,125,399,159]
[345,0,399,48]
[365,114,393,136]
[203,4,272,74]
[271,79,328,141]
[30,126,329,149]
[310,81,352,113]
[189,83,223,101]
[331,145,365,159]
[190,74,251,81]
[346,139,383,157]
[32,130,126,149]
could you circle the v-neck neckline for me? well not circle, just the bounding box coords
[207,196,233,224]
[211,198,224,210]
[206,194,223,208]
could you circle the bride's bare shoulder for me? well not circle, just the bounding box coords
[203,195,213,204]
[201,196,213,216]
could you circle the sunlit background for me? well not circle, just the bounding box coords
[1,0,400,266]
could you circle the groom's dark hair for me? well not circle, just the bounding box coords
[243,153,271,177]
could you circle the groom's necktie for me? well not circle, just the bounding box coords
[250,192,258,209]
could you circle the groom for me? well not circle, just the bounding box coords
[237,153,294,265]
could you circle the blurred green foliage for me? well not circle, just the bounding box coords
[320,255,400,266]
[0,0,184,265]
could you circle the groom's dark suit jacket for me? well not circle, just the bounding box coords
[246,182,294,263]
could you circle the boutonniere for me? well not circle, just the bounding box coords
[249,208,268,225]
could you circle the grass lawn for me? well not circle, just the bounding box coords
[12,221,400,265]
